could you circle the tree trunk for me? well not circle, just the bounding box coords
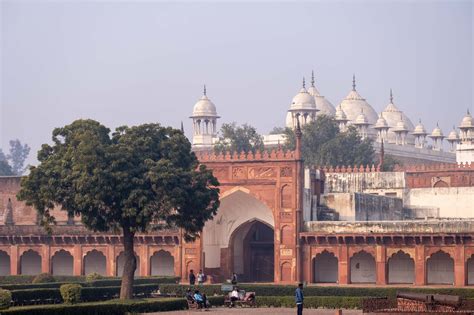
[120,227,136,299]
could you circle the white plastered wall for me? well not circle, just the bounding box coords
[350,252,376,283]
[203,188,274,269]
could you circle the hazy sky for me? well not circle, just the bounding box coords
[1,0,473,165]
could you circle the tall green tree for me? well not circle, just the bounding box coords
[214,122,264,154]
[7,140,31,175]
[0,151,13,176]
[280,115,375,166]
[17,120,220,299]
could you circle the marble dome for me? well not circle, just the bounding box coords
[447,127,459,141]
[334,104,348,122]
[338,76,378,135]
[459,110,474,129]
[308,73,336,116]
[374,113,388,129]
[290,86,316,111]
[413,120,428,135]
[191,86,219,118]
[430,124,444,138]
[380,91,415,144]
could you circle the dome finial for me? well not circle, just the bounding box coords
[390,89,393,103]
[311,70,315,87]
[302,77,306,89]
[468,108,471,115]
[352,74,356,91]
[203,84,207,96]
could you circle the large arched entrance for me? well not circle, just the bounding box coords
[150,250,175,276]
[83,250,106,276]
[230,220,274,282]
[203,188,275,282]
[0,251,10,276]
[20,249,41,275]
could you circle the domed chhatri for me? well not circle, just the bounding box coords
[373,113,389,143]
[458,109,474,141]
[380,89,415,145]
[334,104,349,131]
[307,71,336,117]
[286,78,318,129]
[429,123,445,151]
[393,113,409,145]
[190,85,220,147]
[339,75,378,135]
[412,119,429,148]
[353,109,371,139]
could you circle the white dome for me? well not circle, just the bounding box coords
[413,119,428,135]
[307,73,336,116]
[338,76,378,135]
[447,127,459,141]
[334,104,348,121]
[380,91,415,144]
[393,116,408,132]
[290,87,316,111]
[430,124,444,138]
[191,87,219,118]
[354,110,369,125]
[374,113,388,129]
[459,110,474,129]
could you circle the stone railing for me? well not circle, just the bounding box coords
[314,164,380,173]
[394,162,474,172]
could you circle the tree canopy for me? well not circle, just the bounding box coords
[0,140,30,176]
[280,115,375,166]
[18,119,220,299]
[214,122,264,154]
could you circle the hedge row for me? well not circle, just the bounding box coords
[1,296,225,315]
[0,276,85,285]
[10,284,161,306]
[256,296,363,309]
[0,276,178,291]
[158,284,474,299]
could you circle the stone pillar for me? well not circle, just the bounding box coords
[41,245,51,273]
[415,245,426,286]
[376,245,387,285]
[338,245,349,284]
[140,245,150,276]
[454,245,466,287]
[73,245,82,276]
[106,246,115,277]
[10,245,19,275]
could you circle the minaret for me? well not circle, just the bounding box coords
[190,85,220,148]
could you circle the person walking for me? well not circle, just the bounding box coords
[295,283,304,315]
[231,272,238,285]
[189,269,196,286]
[197,269,205,285]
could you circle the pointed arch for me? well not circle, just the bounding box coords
[387,250,414,284]
[83,249,106,276]
[150,250,175,276]
[0,250,10,276]
[350,250,375,283]
[426,250,454,285]
[51,250,73,276]
[20,249,42,275]
[313,250,338,283]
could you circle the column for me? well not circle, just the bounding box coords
[140,245,150,276]
[106,246,115,277]
[73,245,82,276]
[41,245,51,273]
[454,245,466,287]
[10,245,19,275]
[415,245,426,286]
[376,245,387,285]
[338,245,349,284]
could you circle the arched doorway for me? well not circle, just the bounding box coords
[150,250,175,276]
[116,252,140,277]
[83,250,106,276]
[0,251,10,276]
[20,250,42,275]
[426,251,454,285]
[313,251,338,283]
[230,220,274,282]
[350,251,376,283]
[387,251,414,284]
[203,189,275,282]
[468,255,474,285]
[51,250,73,276]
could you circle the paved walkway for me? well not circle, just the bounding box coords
[152,308,362,314]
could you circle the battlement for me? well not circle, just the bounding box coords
[314,164,381,173]
[195,149,297,162]
[394,162,474,172]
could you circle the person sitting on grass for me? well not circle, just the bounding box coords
[230,287,240,307]
[194,290,208,310]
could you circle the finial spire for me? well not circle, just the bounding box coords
[180,121,184,133]
[352,74,356,91]
[311,70,315,87]
[302,77,306,89]
[203,84,207,96]
[468,108,471,115]
[390,89,393,103]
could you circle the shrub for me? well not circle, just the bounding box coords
[1,297,189,315]
[85,273,103,282]
[256,296,362,309]
[0,289,12,310]
[32,273,56,284]
[60,284,82,304]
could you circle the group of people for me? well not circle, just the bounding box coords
[186,288,210,310]
[188,269,207,286]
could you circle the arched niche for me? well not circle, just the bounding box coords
[426,251,454,285]
[313,251,338,283]
[51,250,73,276]
[20,249,42,275]
[0,250,10,276]
[280,262,292,282]
[83,250,106,276]
[350,251,375,284]
[387,251,414,284]
[150,250,175,276]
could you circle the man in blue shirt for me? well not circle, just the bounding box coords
[295,283,304,315]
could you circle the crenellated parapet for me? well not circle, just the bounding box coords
[195,149,297,162]
[313,164,380,173]
[394,162,474,172]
